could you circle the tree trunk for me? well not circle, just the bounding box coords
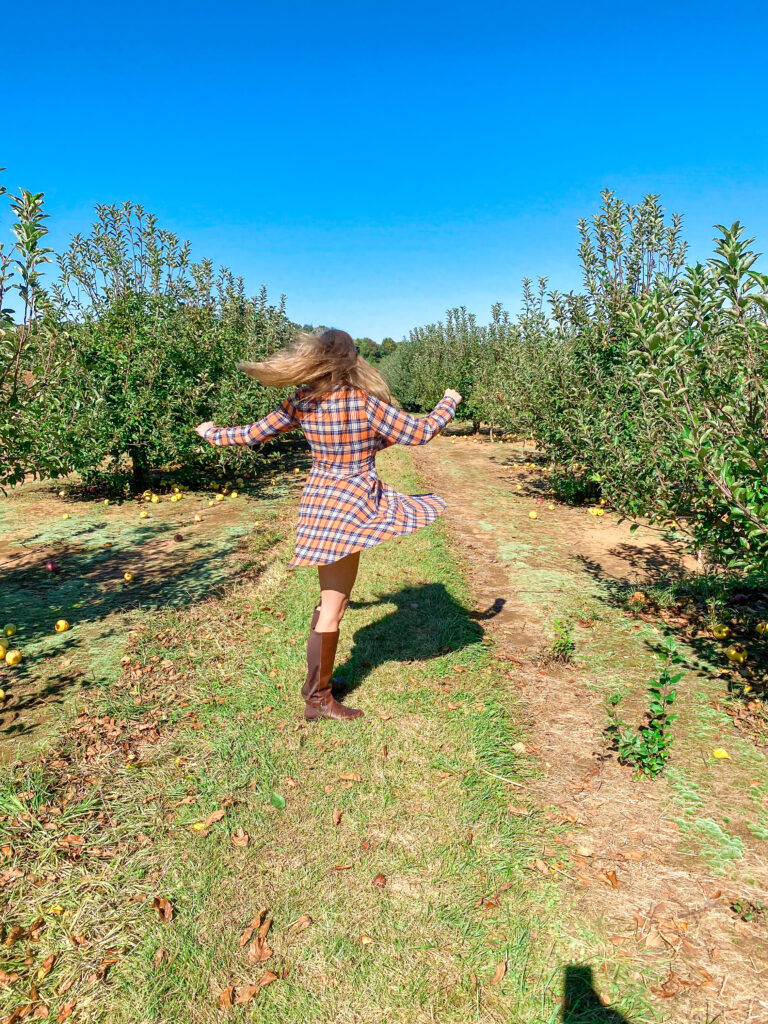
[127,444,151,492]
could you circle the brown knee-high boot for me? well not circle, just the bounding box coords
[303,614,362,722]
[302,606,347,697]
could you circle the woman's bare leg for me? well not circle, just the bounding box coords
[315,551,360,632]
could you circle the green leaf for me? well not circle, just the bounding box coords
[269,792,286,810]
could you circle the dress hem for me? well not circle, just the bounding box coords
[285,504,446,568]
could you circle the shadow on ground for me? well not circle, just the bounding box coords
[562,965,633,1022]
[335,584,505,692]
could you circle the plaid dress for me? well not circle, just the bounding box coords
[203,386,457,567]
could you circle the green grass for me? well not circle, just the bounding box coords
[0,449,658,1023]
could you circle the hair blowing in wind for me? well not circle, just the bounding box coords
[238,329,395,404]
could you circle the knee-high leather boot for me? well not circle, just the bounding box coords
[303,615,362,722]
[302,606,347,697]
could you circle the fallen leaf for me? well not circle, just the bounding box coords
[287,915,312,935]
[37,954,57,980]
[153,948,167,966]
[491,959,507,985]
[234,982,260,1005]
[360,935,374,945]
[232,829,250,847]
[258,970,279,987]
[508,804,530,816]
[533,858,550,876]
[333,864,352,871]
[218,986,236,1009]
[269,792,286,810]
[0,868,24,886]
[372,873,387,888]
[57,1001,76,1021]
[712,748,731,759]
[152,897,174,923]
[204,809,226,826]
[338,772,362,783]
[332,809,343,826]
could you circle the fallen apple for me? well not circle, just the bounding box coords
[54,619,70,633]
[726,644,747,664]
[3,624,17,637]
[711,623,731,640]
[5,650,22,667]
[45,560,59,572]
[173,534,184,542]
[123,571,135,582]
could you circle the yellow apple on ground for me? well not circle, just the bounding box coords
[123,572,135,582]
[55,619,70,632]
[58,490,66,498]
[529,511,538,519]
[62,513,70,520]
[726,644,747,664]
[151,495,160,504]
[230,490,238,498]
[215,493,224,502]
[207,500,215,507]
[756,621,767,636]
[0,639,7,657]
[139,510,150,519]
[194,514,203,522]
[103,499,110,505]
[711,623,731,640]
[547,504,555,510]
[293,468,300,474]
[4,624,17,637]
[5,650,22,666]
[0,688,6,702]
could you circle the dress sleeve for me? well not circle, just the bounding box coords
[202,396,298,447]
[365,393,457,446]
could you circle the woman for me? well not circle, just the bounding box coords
[195,329,461,722]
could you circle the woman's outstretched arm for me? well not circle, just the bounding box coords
[365,389,461,446]
[195,396,298,447]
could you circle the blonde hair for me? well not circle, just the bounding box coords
[238,328,395,404]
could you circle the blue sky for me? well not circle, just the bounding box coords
[5,0,768,339]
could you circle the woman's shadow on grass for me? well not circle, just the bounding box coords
[334,584,505,692]
[562,966,633,1023]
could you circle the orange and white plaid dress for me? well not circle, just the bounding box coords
[203,386,457,567]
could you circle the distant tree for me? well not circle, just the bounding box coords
[380,337,397,356]
[355,337,381,361]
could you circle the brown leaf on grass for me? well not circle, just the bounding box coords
[153,947,167,966]
[338,772,361,782]
[287,915,312,936]
[232,829,250,847]
[597,870,619,888]
[435,771,453,780]
[203,809,226,826]
[360,935,374,945]
[5,925,27,947]
[0,969,19,984]
[508,804,529,817]
[174,795,197,807]
[37,954,57,980]
[491,959,507,985]
[333,864,352,871]
[380,745,388,758]
[57,1002,76,1022]
[247,917,273,964]
[372,874,387,888]
[56,978,73,996]
[59,834,85,848]
[533,858,550,876]
[239,910,268,947]
[0,868,24,886]
[152,897,174,923]
[332,809,343,826]
[259,970,279,987]
[234,983,261,1005]
[219,986,236,1009]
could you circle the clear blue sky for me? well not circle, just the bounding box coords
[5,0,768,339]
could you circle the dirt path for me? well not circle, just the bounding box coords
[414,435,768,1024]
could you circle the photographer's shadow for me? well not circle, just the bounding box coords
[335,584,504,693]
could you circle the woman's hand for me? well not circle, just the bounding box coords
[195,421,216,439]
[444,388,462,405]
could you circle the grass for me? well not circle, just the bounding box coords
[0,447,658,1023]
